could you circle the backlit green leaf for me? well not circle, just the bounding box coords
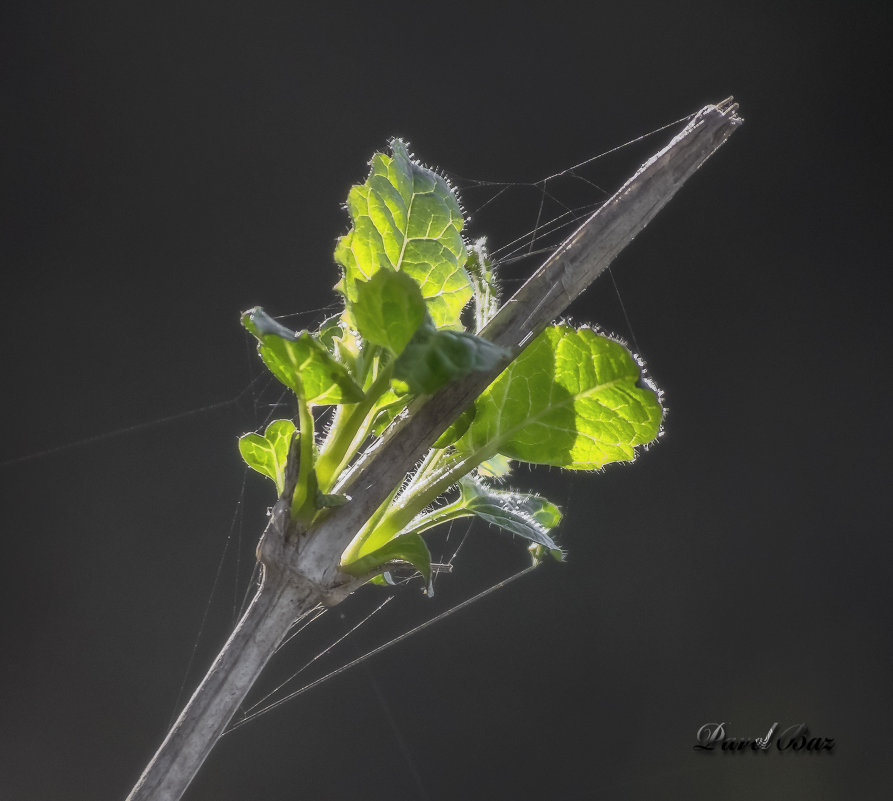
[264,419,297,460]
[242,307,364,405]
[318,314,362,377]
[458,325,662,468]
[393,320,508,396]
[238,419,296,495]
[352,269,427,355]
[459,478,563,558]
[334,139,472,329]
[317,313,344,352]
[476,453,513,478]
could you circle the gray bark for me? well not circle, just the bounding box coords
[124,97,741,801]
[125,501,319,801]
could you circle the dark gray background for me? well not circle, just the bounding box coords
[3,1,890,799]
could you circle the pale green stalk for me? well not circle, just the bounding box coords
[290,390,317,526]
[358,442,499,552]
[316,354,393,489]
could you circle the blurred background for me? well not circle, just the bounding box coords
[2,1,890,798]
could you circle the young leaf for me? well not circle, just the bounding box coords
[458,477,563,559]
[263,419,297,464]
[458,325,662,468]
[393,319,509,396]
[317,313,345,352]
[334,139,472,329]
[318,315,362,378]
[340,532,433,594]
[351,269,427,355]
[238,419,297,496]
[242,307,364,404]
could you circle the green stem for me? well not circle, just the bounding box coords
[340,482,402,565]
[359,442,498,553]
[348,449,450,559]
[314,348,378,487]
[316,357,394,490]
[341,448,463,565]
[400,445,446,497]
[400,500,473,537]
[290,391,317,525]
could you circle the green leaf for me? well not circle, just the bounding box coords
[264,418,297,460]
[317,313,345,353]
[458,325,662,468]
[238,434,277,486]
[393,320,508,396]
[458,477,563,558]
[352,269,427,355]
[319,314,363,378]
[238,419,296,495]
[476,453,513,478]
[242,307,364,404]
[340,532,433,594]
[334,139,472,329]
